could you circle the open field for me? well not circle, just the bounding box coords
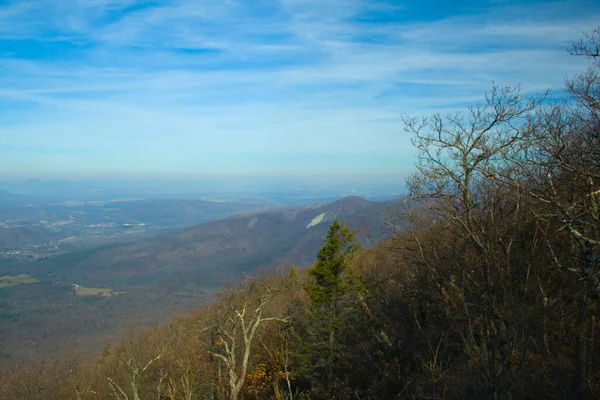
[0,274,40,288]
[50,220,75,227]
[73,285,124,297]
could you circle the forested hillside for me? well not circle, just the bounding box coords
[0,196,390,367]
[37,196,392,287]
[1,28,599,400]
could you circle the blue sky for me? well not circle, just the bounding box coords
[0,0,598,181]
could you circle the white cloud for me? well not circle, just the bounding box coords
[0,0,598,179]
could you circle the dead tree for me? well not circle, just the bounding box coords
[208,277,288,400]
[107,346,163,400]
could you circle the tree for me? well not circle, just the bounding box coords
[107,353,163,400]
[105,333,164,400]
[403,85,547,398]
[306,220,361,308]
[302,220,362,397]
[208,275,288,400]
[512,27,600,396]
[400,27,600,398]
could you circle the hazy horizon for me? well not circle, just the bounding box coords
[0,177,406,204]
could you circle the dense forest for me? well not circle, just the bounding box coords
[1,29,599,400]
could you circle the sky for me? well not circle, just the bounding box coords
[0,0,599,182]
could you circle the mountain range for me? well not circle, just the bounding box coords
[43,196,399,287]
[0,196,400,365]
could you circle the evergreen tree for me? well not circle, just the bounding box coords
[305,220,361,307]
[302,220,362,397]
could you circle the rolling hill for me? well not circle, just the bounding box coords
[0,196,401,366]
[0,225,69,250]
[44,196,399,287]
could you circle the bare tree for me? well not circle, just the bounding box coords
[512,27,600,395]
[104,333,165,400]
[160,323,207,400]
[107,353,163,400]
[401,27,600,398]
[208,276,288,400]
[403,84,545,399]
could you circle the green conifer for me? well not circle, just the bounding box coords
[305,220,360,307]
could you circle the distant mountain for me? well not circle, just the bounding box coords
[0,226,67,250]
[114,198,275,226]
[0,190,39,209]
[45,196,400,287]
[0,198,277,248]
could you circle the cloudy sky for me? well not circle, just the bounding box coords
[0,0,598,181]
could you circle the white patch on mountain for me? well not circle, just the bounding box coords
[247,217,259,228]
[306,212,327,229]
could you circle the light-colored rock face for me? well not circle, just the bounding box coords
[247,217,259,229]
[306,212,327,229]
[304,203,325,210]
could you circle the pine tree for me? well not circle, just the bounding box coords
[302,220,362,396]
[305,220,360,308]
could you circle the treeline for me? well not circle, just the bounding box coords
[1,29,599,400]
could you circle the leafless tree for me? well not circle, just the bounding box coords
[511,27,600,395]
[207,276,288,400]
[107,353,163,400]
[403,84,546,399]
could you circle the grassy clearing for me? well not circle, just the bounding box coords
[51,220,75,227]
[73,285,124,297]
[0,274,40,289]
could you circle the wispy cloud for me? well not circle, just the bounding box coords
[0,0,598,180]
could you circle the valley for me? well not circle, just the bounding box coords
[0,194,397,366]
[0,197,278,259]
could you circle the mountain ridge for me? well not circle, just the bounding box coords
[43,196,398,287]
